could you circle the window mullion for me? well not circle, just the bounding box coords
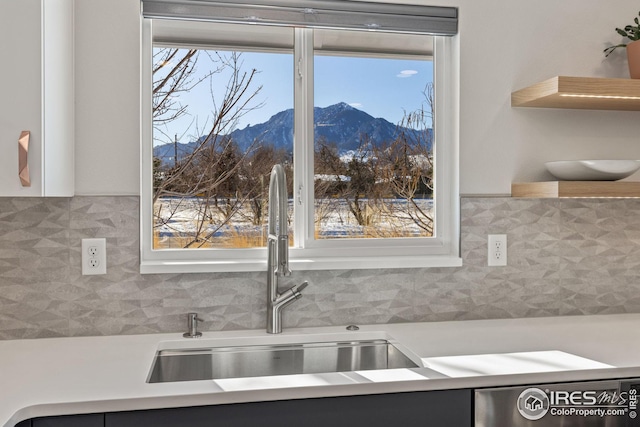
[433,35,460,254]
[293,28,314,249]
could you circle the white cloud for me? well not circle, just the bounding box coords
[349,102,363,108]
[397,69,418,78]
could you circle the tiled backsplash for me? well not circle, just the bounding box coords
[1,196,639,340]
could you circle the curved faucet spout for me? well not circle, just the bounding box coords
[266,164,307,334]
[268,164,291,277]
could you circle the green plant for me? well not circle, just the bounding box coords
[604,11,640,56]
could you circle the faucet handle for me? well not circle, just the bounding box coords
[183,312,203,338]
[291,281,309,299]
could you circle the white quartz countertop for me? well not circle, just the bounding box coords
[3,313,640,427]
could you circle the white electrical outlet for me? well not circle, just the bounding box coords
[82,238,107,275]
[488,234,507,266]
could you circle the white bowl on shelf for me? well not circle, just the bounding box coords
[545,160,640,181]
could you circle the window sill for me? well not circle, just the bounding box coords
[140,255,463,274]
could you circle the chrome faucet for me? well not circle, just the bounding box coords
[266,164,308,334]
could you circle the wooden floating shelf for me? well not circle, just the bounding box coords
[512,181,640,198]
[511,76,640,111]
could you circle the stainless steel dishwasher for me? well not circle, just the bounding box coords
[476,378,640,426]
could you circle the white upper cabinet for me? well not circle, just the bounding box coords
[0,0,74,196]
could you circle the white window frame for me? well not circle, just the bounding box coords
[140,19,460,274]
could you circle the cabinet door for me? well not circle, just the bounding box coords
[106,390,472,427]
[0,0,43,196]
[0,0,74,196]
[32,414,104,427]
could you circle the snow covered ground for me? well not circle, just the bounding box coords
[154,197,434,248]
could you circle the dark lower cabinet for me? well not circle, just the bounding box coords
[26,414,103,427]
[21,390,472,427]
[106,390,472,427]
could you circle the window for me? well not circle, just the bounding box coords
[312,36,434,241]
[152,44,294,250]
[140,2,460,273]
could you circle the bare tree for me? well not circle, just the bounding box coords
[313,138,347,230]
[343,137,380,227]
[315,136,383,229]
[237,144,290,228]
[152,49,265,248]
[375,82,435,235]
[312,83,435,238]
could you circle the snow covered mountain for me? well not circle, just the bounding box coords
[154,102,431,166]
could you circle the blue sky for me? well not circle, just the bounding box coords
[154,49,433,145]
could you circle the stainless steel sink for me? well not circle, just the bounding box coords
[147,339,420,383]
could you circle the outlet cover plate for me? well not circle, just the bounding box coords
[82,238,106,275]
[488,234,507,267]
